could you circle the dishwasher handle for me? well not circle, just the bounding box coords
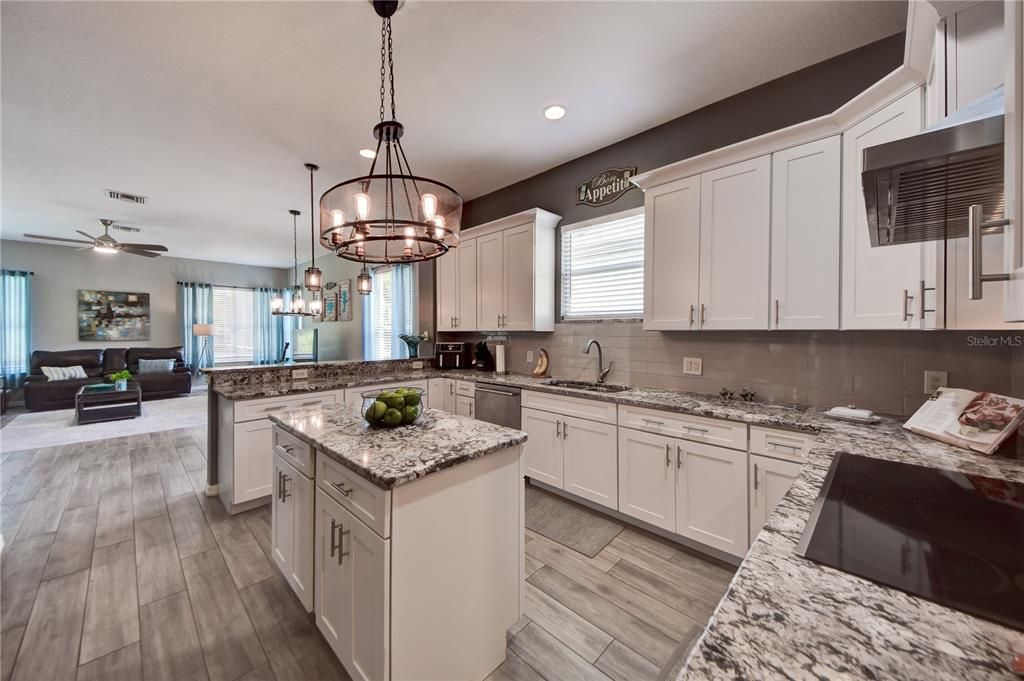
[475,387,518,397]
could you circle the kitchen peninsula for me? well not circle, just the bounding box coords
[268,403,526,681]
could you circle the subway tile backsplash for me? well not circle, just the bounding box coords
[439,324,1023,416]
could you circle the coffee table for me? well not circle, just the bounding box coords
[76,382,142,425]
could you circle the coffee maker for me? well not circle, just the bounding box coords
[435,342,471,369]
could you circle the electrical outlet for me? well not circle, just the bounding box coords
[923,370,948,394]
[412,361,424,370]
[526,350,534,363]
[291,368,309,380]
[683,357,703,376]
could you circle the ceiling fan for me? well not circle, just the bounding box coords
[23,219,169,258]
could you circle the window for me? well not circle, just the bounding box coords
[213,287,255,364]
[365,264,416,360]
[560,209,645,320]
[1,270,31,384]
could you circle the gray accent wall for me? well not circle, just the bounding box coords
[1,239,289,351]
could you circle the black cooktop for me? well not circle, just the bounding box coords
[797,452,1024,631]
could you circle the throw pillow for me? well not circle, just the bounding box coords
[138,358,175,374]
[41,365,88,381]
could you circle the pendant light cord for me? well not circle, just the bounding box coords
[309,167,315,269]
[292,213,299,289]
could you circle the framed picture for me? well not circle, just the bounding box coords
[78,290,151,341]
[338,279,353,321]
[322,292,338,322]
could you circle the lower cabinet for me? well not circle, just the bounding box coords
[272,452,314,611]
[522,407,564,488]
[232,419,275,503]
[455,394,475,418]
[748,454,802,545]
[315,487,391,681]
[618,427,749,558]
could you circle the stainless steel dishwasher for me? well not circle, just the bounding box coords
[473,383,521,429]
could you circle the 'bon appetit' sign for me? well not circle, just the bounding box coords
[576,167,638,207]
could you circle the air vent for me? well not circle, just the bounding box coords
[105,189,147,205]
[111,224,141,233]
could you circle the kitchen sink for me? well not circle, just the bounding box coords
[544,379,630,393]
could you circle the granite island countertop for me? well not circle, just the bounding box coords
[267,404,527,489]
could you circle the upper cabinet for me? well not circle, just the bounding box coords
[1007,0,1024,322]
[643,176,701,330]
[841,88,927,329]
[699,156,771,330]
[770,137,842,330]
[437,237,477,332]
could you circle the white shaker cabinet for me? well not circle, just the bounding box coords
[698,155,771,330]
[770,137,842,329]
[521,407,564,489]
[232,419,275,502]
[617,428,676,532]
[748,454,802,545]
[674,440,748,558]
[642,175,702,330]
[841,88,927,329]
[272,452,314,611]
[455,394,475,419]
[436,238,477,331]
[477,230,505,331]
[559,416,618,510]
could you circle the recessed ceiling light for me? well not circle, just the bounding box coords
[359,148,377,159]
[543,105,566,121]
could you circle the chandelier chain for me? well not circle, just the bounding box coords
[387,18,395,120]
[292,213,298,288]
[379,18,387,123]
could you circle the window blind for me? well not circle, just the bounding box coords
[372,268,394,360]
[212,287,255,364]
[561,211,645,320]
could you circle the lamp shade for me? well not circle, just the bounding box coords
[192,323,215,337]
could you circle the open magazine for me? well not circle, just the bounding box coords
[904,388,1024,455]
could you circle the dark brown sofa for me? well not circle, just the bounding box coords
[23,347,192,411]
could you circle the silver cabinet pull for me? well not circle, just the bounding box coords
[689,304,695,328]
[774,299,780,329]
[754,463,760,492]
[475,387,516,397]
[301,400,321,407]
[767,440,799,452]
[901,289,914,322]
[279,444,294,453]
[449,383,454,396]
[327,480,352,497]
[469,401,474,417]
[329,519,351,565]
[676,445,683,469]
[281,473,291,502]
[562,421,568,440]
[641,418,664,427]
[968,204,1011,300]
[556,420,562,439]
[276,471,283,501]
[919,280,935,319]
[700,304,706,327]
[683,425,708,434]
[665,443,671,467]
[263,405,286,412]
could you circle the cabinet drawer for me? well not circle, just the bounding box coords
[455,380,476,397]
[749,426,815,463]
[234,391,338,423]
[618,405,746,451]
[522,391,617,423]
[273,426,314,477]
[316,452,391,539]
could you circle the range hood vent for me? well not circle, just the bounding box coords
[862,88,1004,247]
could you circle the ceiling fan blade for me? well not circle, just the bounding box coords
[23,233,94,244]
[75,230,99,242]
[120,247,161,258]
[119,243,167,252]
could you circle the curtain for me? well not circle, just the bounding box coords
[178,282,214,370]
[0,270,31,388]
[252,287,286,364]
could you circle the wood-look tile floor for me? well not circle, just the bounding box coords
[1,424,734,681]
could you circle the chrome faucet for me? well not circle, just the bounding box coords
[583,339,613,384]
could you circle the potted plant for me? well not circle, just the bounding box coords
[108,370,132,391]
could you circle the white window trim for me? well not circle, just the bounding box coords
[560,206,645,322]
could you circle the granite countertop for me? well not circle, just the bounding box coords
[211,372,439,400]
[267,405,527,489]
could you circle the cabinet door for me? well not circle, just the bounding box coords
[477,231,504,331]
[643,176,701,330]
[675,440,748,557]
[771,137,841,329]
[443,379,457,413]
[617,428,675,532]
[502,222,535,331]
[271,454,293,576]
[562,416,618,510]
[455,394,475,419]
[457,238,478,331]
[288,468,314,612]
[233,419,274,503]
[841,89,925,329]
[699,156,771,329]
[521,407,563,489]
[748,454,802,545]
[436,245,459,331]
[315,489,390,681]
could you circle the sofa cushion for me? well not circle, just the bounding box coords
[30,349,104,375]
[103,348,128,374]
[138,358,175,374]
[40,365,88,381]
[126,347,185,372]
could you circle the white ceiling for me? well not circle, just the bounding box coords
[1,1,906,268]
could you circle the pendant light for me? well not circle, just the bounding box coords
[272,210,315,317]
[357,264,372,295]
[318,0,462,265]
[303,163,323,293]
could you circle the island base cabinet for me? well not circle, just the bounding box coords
[315,488,390,681]
[675,441,749,558]
[232,419,274,503]
[272,453,313,611]
[749,454,801,545]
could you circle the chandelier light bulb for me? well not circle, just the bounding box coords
[421,193,438,221]
[355,193,370,221]
[331,209,345,227]
[310,296,323,316]
[271,296,284,312]
[432,215,445,239]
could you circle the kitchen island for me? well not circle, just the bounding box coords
[267,402,527,681]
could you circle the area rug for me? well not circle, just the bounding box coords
[525,484,624,558]
[0,392,207,452]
